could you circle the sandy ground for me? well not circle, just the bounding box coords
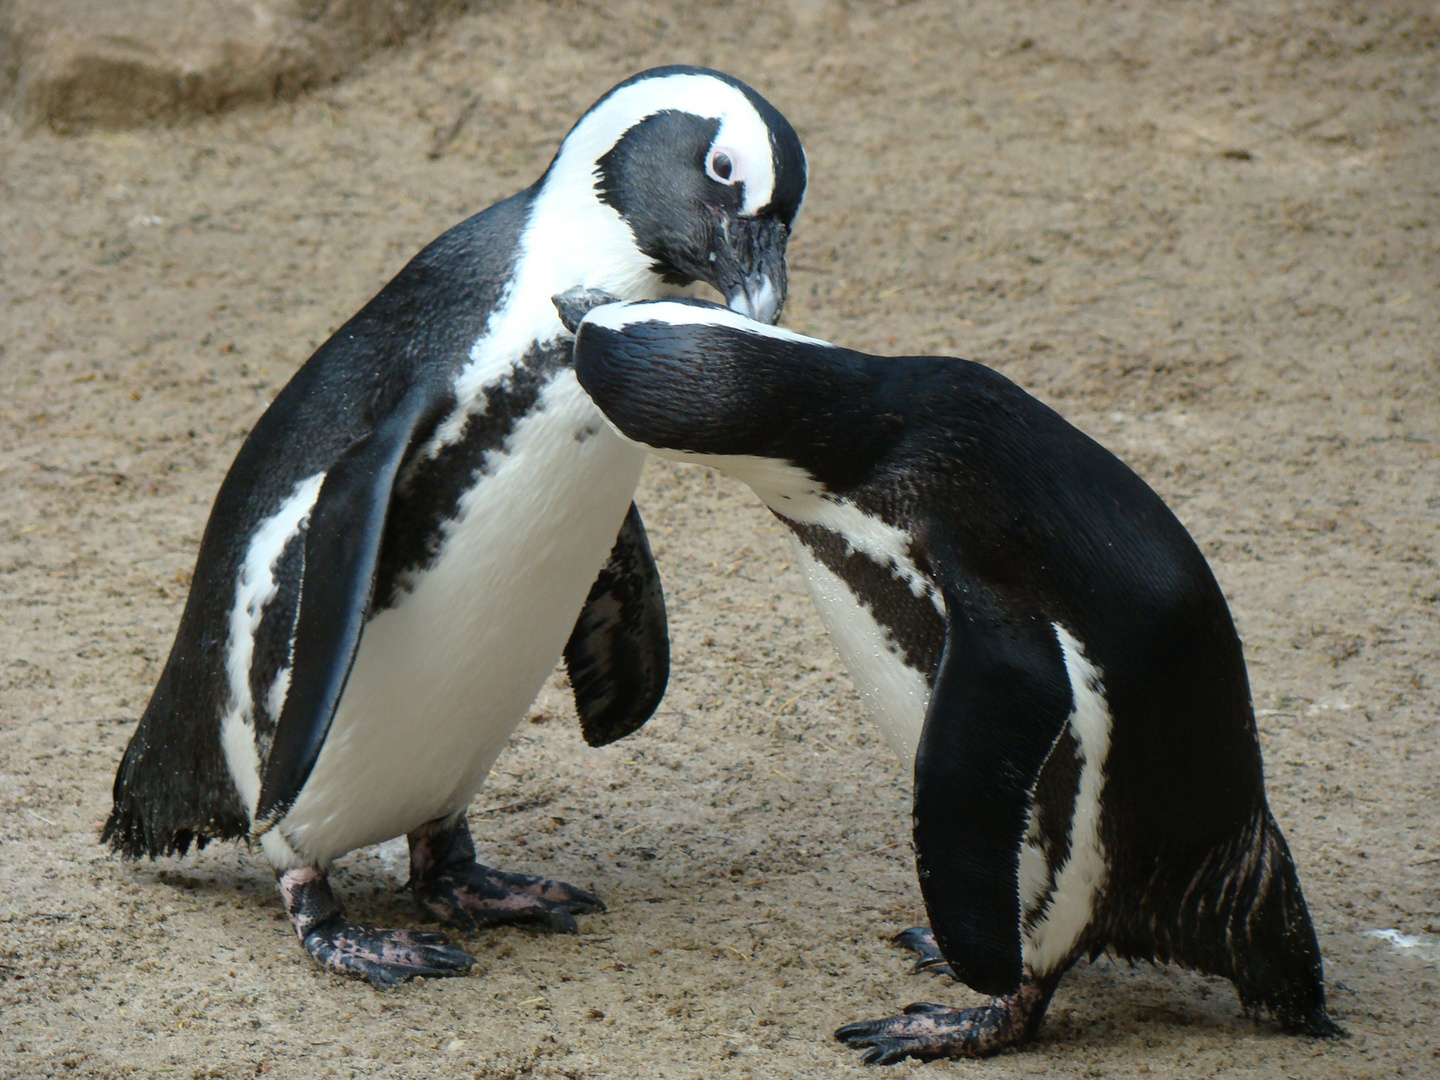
[1,1,1437,1077]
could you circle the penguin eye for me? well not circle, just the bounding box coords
[706,148,738,185]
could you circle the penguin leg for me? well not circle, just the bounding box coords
[407,814,604,933]
[834,966,1062,1064]
[893,926,956,979]
[277,867,475,988]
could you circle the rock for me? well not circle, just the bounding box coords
[0,0,466,132]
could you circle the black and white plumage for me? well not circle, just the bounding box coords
[103,69,807,987]
[567,298,1343,1060]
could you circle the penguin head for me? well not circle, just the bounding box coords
[567,298,897,499]
[541,67,806,325]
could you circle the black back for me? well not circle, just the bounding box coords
[577,314,1264,845]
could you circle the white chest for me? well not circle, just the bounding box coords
[750,487,942,775]
[274,370,644,866]
[789,539,933,771]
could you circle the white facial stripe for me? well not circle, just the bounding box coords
[1022,623,1113,974]
[221,472,325,819]
[582,300,827,346]
[564,73,778,215]
[793,146,809,224]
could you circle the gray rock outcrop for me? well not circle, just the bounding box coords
[0,0,469,131]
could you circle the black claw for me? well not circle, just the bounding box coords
[913,957,956,976]
[545,905,581,934]
[864,1044,908,1067]
[903,1001,950,1015]
[558,887,605,916]
[893,926,956,979]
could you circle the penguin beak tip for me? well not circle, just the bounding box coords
[553,287,623,334]
[726,275,782,325]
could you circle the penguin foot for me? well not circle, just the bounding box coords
[303,917,477,988]
[893,926,956,979]
[278,866,475,988]
[835,969,1059,1065]
[408,817,604,933]
[416,864,605,933]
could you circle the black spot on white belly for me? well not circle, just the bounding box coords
[778,516,946,677]
[372,340,570,612]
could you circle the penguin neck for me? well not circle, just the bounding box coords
[644,447,939,614]
[450,180,662,408]
[522,174,663,305]
[659,451,825,510]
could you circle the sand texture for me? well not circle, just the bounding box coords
[1,2,1437,1077]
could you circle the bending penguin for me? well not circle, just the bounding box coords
[565,298,1343,1061]
[103,69,807,987]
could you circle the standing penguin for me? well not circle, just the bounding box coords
[103,69,807,987]
[566,298,1343,1060]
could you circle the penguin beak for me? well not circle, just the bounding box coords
[710,214,789,325]
[553,287,622,335]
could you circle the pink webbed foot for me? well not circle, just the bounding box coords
[893,926,956,978]
[278,867,474,988]
[835,966,1060,1064]
[407,817,604,933]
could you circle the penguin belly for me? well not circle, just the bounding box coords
[268,370,644,868]
[789,540,932,769]
[753,491,945,771]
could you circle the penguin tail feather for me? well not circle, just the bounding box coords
[100,808,210,861]
[1109,806,1345,1038]
[1223,811,1347,1038]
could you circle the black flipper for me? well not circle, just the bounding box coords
[253,384,451,832]
[563,502,669,747]
[912,583,1074,998]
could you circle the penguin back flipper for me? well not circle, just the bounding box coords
[252,383,452,832]
[913,581,1074,999]
[103,662,249,858]
[1104,804,1344,1038]
[564,502,669,746]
